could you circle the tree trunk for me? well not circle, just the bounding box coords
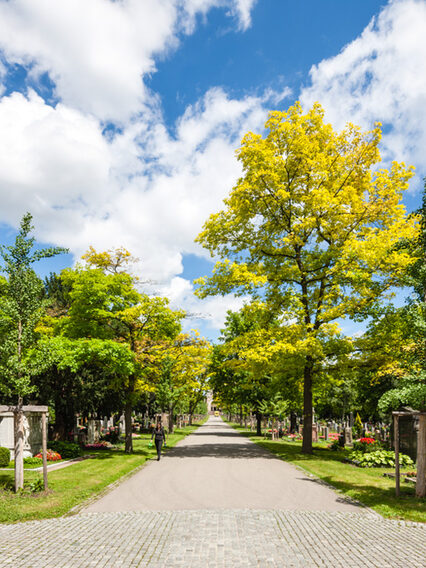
[256,410,262,436]
[239,405,243,426]
[290,411,297,434]
[124,401,133,454]
[302,359,313,454]
[168,404,175,434]
[416,414,426,498]
[14,399,24,492]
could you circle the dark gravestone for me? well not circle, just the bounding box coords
[398,414,418,461]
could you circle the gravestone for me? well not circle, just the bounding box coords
[87,420,101,444]
[312,424,318,442]
[0,411,43,459]
[344,427,353,446]
[323,426,329,441]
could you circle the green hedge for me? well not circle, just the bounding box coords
[47,441,81,459]
[0,446,10,467]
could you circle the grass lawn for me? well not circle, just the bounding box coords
[229,423,426,523]
[0,420,205,524]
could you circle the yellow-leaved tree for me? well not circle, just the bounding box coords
[195,102,418,453]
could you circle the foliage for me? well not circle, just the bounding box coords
[23,457,43,466]
[35,450,61,461]
[53,249,184,452]
[84,442,111,450]
[349,449,414,468]
[196,102,417,452]
[328,439,343,451]
[0,213,67,400]
[0,447,10,467]
[352,438,381,453]
[29,477,44,493]
[101,427,120,444]
[47,441,81,459]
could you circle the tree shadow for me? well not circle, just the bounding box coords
[164,442,276,459]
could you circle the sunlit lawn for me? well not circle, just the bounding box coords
[0,421,204,524]
[229,423,426,523]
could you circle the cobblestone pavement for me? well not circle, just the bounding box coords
[1,509,425,567]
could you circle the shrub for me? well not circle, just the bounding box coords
[35,450,61,461]
[101,427,120,444]
[328,439,343,451]
[352,437,381,453]
[84,442,112,450]
[0,447,10,467]
[29,477,44,493]
[23,457,43,466]
[47,441,81,459]
[349,449,414,468]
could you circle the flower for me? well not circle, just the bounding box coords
[35,450,61,461]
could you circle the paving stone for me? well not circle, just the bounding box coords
[1,509,425,567]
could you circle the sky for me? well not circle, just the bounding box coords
[0,0,425,341]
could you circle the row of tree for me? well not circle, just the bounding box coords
[194,103,425,495]
[0,220,211,489]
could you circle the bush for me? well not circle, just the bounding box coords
[349,449,414,468]
[84,442,112,450]
[47,441,81,459]
[35,450,61,461]
[29,477,44,493]
[352,437,381,453]
[0,447,10,467]
[101,427,120,444]
[328,439,343,451]
[23,457,43,466]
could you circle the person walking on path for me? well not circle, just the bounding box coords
[151,421,167,461]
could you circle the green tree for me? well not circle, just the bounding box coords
[0,213,67,489]
[196,102,417,453]
[58,255,183,453]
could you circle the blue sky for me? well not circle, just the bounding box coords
[0,0,425,342]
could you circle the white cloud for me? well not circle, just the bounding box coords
[162,276,247,335]
[180,0,257,32]
[0,85,282,331]
[300,0,426,182]
[0,0,258,122]
[0,0,271,332]
[0,90,112,228]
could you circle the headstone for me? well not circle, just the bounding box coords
[344,427,353,446]
[312,424,318,442]
[0,411,43,459]
[324,427,329,441]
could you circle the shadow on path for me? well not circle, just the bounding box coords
[165,442,276,459]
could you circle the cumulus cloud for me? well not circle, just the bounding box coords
[162,276,247,337]
[0,0,258,122]
[300,0,426,182]
[0,84,283,329]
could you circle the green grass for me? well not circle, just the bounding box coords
[229,423,426,523]
[0,420,205,524]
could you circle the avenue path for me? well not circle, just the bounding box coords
[85,415,364,512]
[1,416,425,567]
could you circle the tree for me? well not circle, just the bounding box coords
[377,181,426,497]
[154,332,211,432]
[196,102,417,453]
[58,253,183,453]
[0,213,67,489]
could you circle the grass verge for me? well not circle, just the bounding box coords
[0,420,205,524]
[228,422,426,523]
